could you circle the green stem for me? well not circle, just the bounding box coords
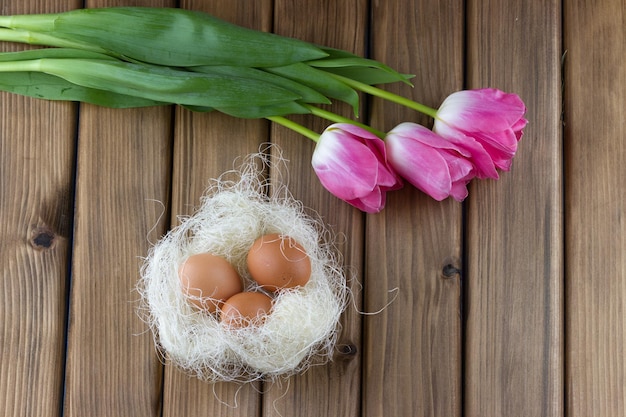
[328,73,439,118]
[304,105,386,138]
[0,58,39,72]
[267,116,320,143]
[0,28,107,53]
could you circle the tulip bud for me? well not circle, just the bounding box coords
[433,88,528,179]
[385,122,474,201]
[312,123,402,213]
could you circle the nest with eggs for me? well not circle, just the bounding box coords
[138,147,349,383]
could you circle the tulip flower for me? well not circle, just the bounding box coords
[333,79,527,180]
[385,122,475,201]
[432,88,528,179]
[0,7,529,212]
[310,123,403,213]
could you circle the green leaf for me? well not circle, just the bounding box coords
[309,47,413,86]
[184,98,311,118]
[0,47,117,62]
[312,46,360,60]
[191,65,330,105]
[180,105,214,113]
[318,66,414,86]
[0,58,302,108]
[0,28,108,54]
[0,7,328,67]
[0,71,166,108]
[216,101,311,119]
[265,63,360,116]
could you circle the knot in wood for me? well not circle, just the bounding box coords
[30,227,56,250]
[441,263,461,279]
[336,343,358,359]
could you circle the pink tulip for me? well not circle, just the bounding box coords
[385,122,475,201]
[433,88,528,179]
[311,123,403,213]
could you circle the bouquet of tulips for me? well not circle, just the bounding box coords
[0,7,527,212]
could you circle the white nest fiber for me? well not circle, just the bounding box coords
[138,147,349,383]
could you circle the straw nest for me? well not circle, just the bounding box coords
[138,147,349,383]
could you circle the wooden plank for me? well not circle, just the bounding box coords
[64,106,171,417]
[464,0,563,416]
[161,1,272,416]
[264,0,366,416]
[162,113,267,417]
[0,3,79,417]
[564,1,626,415]
[363,1,464,416]
[62,1,174,416]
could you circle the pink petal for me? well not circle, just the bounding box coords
[391,122,472,157]
[449,181,470,201]
[386,133,452,201]
[433,121,499,179]
[347,188,385,213]
[440,151,474,182]
[312,132,379,199]
[437,89,527,133]
[334,122,381,140]
[512,117,529,140]
[476,128,518,154]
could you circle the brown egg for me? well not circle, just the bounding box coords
[178,253,243,313]
[246,233,311,291]
[220,292,273,328]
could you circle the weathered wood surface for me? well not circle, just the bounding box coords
[364,1,463,416]
[464,0,564,416]
[565,1,626,416]
[0,1,624,417]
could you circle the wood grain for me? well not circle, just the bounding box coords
[464,0,564,416]
[565,1,626,416]
[266,0,366,416]
[364,1,464,417]
[64,105,171,417]
[62,2,174,416]
[3,0,626,415]
[162,112,268,417]
[0,3,79,416]
[160,1,271,416]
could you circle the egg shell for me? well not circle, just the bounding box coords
[246,233,311,291]
[178,253,243,313]
[220,291,273,328]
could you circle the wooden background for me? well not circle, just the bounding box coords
[0,0,624,416]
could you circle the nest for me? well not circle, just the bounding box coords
[138,147,349,383]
